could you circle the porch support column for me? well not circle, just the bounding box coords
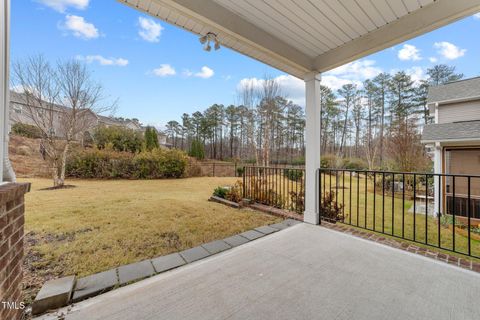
[304,72,321,225]
[433,142,442,216]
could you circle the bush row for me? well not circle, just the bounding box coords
[66,148,188,179]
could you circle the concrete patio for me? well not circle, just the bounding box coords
[37,223,480,320]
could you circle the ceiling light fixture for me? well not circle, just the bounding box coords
[199,32,220,51]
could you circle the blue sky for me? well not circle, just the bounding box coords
[11,0,480,128]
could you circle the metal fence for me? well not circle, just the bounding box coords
[243,166,305,214]
[318,168,480,258]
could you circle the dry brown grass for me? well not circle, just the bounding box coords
[20,177,281,302]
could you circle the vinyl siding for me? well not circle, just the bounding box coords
[438,100,480,124]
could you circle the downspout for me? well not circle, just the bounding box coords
[2,0,15,182]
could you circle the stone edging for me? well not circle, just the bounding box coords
[321,222,480,273]
[32,219,301,316]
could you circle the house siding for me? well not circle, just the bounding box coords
[438,100,480,124]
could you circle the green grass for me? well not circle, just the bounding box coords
[320,173,480,258]
[20,177,281,303]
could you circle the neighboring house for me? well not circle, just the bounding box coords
[9,91,97,139]
[10,90,170,148]
[421,77,480,223]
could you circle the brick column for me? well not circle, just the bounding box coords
[0,183,30,320]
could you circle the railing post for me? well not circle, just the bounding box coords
[242,166,246,198]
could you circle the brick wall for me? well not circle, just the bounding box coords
[0,183,30,320]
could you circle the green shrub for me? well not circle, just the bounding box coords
[11,123,43,139]
[93,125,144,153]
[66,148,188,179]
[188,139,205,160]
[144,126,159,151]
[236,167,245,177]
[213,186,229,199]
[342,158,367,170]
[320,154,337,168]
[284,169,303,181]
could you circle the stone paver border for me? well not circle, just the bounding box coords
[322,221,480,273]
[34,219,302,316]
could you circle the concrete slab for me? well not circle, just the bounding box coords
[151,253,186,273]
[118,260,155,285]
[72,269,118,303]
[32,275,75,315]
[283,219,302,226]
[201,240,231,254]
[223,235,250,247]
[38,224,480,320]
[179,246,211,263]
[268,222,290,230]
[254,225,278,235]
[240,229,265,240]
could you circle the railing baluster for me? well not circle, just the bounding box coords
[453,176,456,252]
[382,172,385,234]
[413,174,416,242]
[438,174,441,249]
[468,176,471,256]
[392,173,395,236]
[357,171,360,227]
[365,172,368,229]
[373,172,376,232]
[342,170,345,222]
[350,171,352,225]
[402,173,405,239]
[425,174,428,245]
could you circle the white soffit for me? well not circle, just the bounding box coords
[119,0,480,78]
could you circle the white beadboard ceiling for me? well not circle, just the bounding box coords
[119,0,480,78]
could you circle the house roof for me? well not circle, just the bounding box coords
[427,76,480,105]
[120,0,480,78]
[421,120,480,143]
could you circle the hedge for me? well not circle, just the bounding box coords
[66,148,188,179]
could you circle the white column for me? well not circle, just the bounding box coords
[0,0,9,182]
[304,72,321,225]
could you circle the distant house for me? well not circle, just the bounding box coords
[9,90,171,148]
[421,77,480,223]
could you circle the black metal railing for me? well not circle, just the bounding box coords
[319,168,480,258]
[243,166,305,214]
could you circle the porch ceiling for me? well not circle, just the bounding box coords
[118,0,480,78]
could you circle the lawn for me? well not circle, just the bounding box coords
[320,172,480,258]
[20,177,281,303]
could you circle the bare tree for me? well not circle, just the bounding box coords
[237,80,259,163]
[13,55,115,187]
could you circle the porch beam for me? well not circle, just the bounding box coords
[148,0,314,74]
[314,0,480,72]
[304,72,321,225]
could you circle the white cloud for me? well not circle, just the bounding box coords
[138,17,163,43]
[238,75,305,105]
[429,57,438,63]
[76,55,128,66]
[152,64,176,77]
[434,41,466,60]
[61,15,99,39]
[194,66,214,79]
[474,13,480,19]
[397,44,422,61]
[405,66,426,84]
[37,0,89,13]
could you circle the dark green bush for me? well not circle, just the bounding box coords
[93,125,144,153]
[66,148,188,179]
[11,123,43,139]
[188,139,205,160]
[284,169,303,181]
[342,158,367,170]
[236,167,245,177]
[144,126,159,151]
[213,186,229,198]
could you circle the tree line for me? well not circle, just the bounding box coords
[163,64,462,171]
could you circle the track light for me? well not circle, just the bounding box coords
[199,32,220,52]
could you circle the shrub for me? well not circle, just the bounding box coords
[66,148,188,179]
[342,158,367,170]
[93,125,144,153]
[189,139,205,160]
[291,157,305,166]
[144,126,159,151]
[11,123,43,139]
[213,186,229,199]
[320,154,338,168]
[320,191,343,222]
[284,169,303,181]
[133,148,188,179]
[236,167,245,177]
[225,181,243,202]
